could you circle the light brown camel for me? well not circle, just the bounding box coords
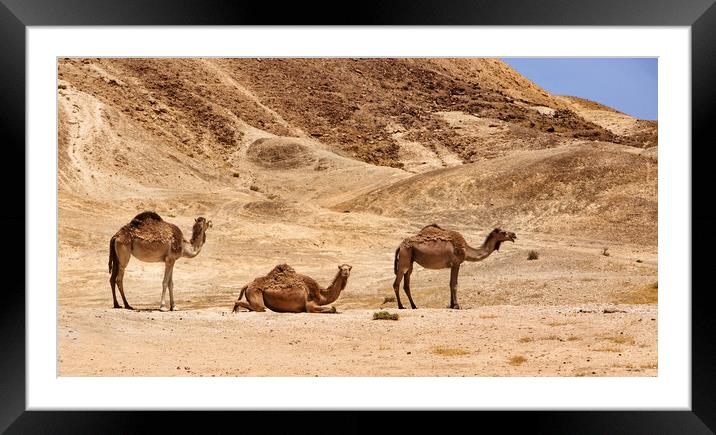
[233,263,352,313]
[108,211,212,311]
[393,224,516,310]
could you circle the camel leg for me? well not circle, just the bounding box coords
[109,260,120,309]
[234,300,253,311]
[393,248,411,310]
[115,245,133,310]
[168,261,177,311]
[306,301,337,314]
[403,266,418,309]
[449,264,461,309]
[392,271,406,309]
[238,289,267,312]
[159,259,175,311]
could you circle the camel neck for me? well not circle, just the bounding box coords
[320,271,347,304]
[190,230,205,250]
[466,238,497,262]
[183,227,206,258]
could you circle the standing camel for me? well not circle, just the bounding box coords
[233,263,352,313]
[108,211,212,311]
[393,224,516,309]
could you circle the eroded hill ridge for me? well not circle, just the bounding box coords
[58,58,657,245]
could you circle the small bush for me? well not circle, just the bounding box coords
[249,184,260,191]
[382,296,396,304]
[527,250,539,260]
[612,282,658,304]
[373,311,399,321]
[599,334,636,345]
[602,247,610,257]
[432,346,470,356]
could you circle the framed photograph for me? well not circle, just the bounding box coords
[4,0,714,432]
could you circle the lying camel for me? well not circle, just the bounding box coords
[393,224,516,309]
[233,263,352,313]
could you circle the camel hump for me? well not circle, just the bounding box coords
[129,211,163,227]
[269,263,296,276]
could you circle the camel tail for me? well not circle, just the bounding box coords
[233,285,248,313]
[239,285,246,301]
[394,247,400,275]
[108,236,118,275]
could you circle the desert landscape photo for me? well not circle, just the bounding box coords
[58,58,657,376]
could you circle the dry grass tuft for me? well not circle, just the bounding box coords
[546,320,572,327]
[372,311,399,321]
[593,346,623,353]
[613,282,658,304]
[479,314,498,319]
[508,355,527,366]
[518,336,534,343]
[432,346,471,356]
[382,296,396,304]
[527,250,539,260]
[599,334,636,345]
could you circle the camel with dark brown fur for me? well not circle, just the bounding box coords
[108,211,212,311]
[233,263,351,313]
[393,224,516,309]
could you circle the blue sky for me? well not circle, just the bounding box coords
[501,58,658,120]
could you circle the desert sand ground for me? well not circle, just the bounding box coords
[58,58,657,377]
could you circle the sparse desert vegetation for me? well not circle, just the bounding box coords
[547,320,574,327]
[373,311,399,321]
[432,346,471,356]
[599,333,636,346]
[527,250,539,260]
[508,356,527,366]
[612,282,658,304]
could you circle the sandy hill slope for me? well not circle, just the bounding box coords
[58,58,656,176]
[335,142,656,246]
[57,57,657,289]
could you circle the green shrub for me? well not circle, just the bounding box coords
[373,311,399,321]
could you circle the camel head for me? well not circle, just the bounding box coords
[489,228,517,251]
[338,264,352,279]
[191,217,212,244]
[193,217,212,232]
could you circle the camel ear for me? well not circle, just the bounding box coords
[194,218,198,223]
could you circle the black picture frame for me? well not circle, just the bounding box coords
[2,1,714,433]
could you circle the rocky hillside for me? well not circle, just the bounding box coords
[57,58,657,245]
